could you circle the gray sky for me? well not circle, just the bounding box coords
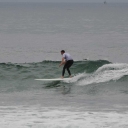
[0,0,128,3]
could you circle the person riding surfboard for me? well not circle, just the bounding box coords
[59,50,74,78]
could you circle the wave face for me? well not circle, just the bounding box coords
[74,63,128,86]
[0,60,128,95]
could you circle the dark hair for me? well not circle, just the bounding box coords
[61,50,65,53]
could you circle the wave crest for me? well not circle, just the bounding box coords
[74,63,128,86]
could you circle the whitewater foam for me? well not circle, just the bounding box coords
[0,106,128,128]
[77,63,128,86]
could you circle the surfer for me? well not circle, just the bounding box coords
[59,50,74,78]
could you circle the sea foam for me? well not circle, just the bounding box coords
[75,63,128,86]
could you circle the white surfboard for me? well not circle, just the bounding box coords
[35,78,72,81]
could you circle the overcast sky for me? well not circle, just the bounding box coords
[0,0,128,3]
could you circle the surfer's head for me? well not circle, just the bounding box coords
[61,50,65,55]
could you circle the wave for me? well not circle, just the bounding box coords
[0,60,128,91]
[0,59,128,97]
[0,59,110,75]
[70,63,128,86]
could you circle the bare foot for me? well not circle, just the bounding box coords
[69,76,72,78]
[61,76,64,78]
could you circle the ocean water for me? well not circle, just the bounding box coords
[0,2,128,128]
